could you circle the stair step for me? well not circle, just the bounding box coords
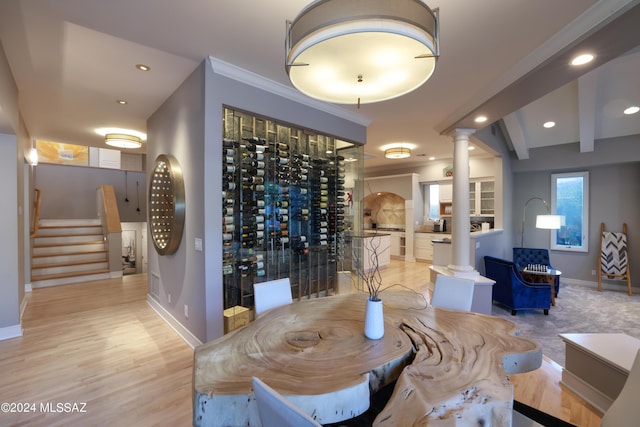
[33,240,105,248]
[34,234,104,245]
[32,249,107,259]
[39,219,101,227]
[32,258,109,268]
[31,268,111,282]
[36,227,103,237]
[33,242,106,256]
[31,271,112,288]
[32,260,109,277]
[32,252,108,265]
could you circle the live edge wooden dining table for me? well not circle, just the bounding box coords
[193,291,542,427]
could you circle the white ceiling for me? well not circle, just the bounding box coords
[1,0,639,171]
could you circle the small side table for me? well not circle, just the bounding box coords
[521,267,561,306]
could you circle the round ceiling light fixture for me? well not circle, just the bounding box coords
[285,0,440,105]
[385,147,412,159]
[105,133,142,149]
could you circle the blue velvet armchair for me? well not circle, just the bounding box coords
[512,247,560,296]
[484,256,552,315]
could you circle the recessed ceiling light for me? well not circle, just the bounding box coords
[474,116,488,123]
[468,146,475,151]
[136,64,151,71]
[623,106,639,115]
[116,99,128,105]
[428,156,435,161]
[571,54,594,66]
[543,121,556,128]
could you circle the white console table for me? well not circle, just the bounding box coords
[559,333,640,414]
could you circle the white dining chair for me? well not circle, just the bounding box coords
[253,278,293,316]
[600,348,640,427]
[431,274,475,312]
[252,377,321,427]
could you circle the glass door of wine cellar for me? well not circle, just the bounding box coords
[221,107,363,316]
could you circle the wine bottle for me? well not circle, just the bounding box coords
[223,138,236,148]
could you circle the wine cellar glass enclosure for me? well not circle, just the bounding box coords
[222,107,362,314]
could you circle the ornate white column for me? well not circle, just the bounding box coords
[448,128,478,277]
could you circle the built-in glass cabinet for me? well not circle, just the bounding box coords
[221,107,363,313]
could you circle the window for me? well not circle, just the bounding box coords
[428,184,440,219]
[551,171,589,252]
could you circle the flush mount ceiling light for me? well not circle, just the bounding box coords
[624,106,639,115]
[105,133,142,149]
[543,121,556,128]
[285,0,440,105]
[385,147,411,159]
[571,53,594,66]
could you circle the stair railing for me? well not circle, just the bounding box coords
[97,185,123,277]
[30,188,41,239]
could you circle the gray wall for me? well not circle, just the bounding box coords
[0,40,26,336]
[0,133,20,332]
[146,57,367,343]
[35,164,146,221]
[513,161,640,288]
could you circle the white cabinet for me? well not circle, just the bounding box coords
[439,183,452,201]
[469,180,494,216]
[389,232,406,258]
[414,233,441,262]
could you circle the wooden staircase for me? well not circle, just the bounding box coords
[31,219,111,288]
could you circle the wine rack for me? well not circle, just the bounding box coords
[222,107,350,313]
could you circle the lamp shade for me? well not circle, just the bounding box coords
[535,214,563,230]
[286,0,439,104]
[385,147,411,159]
[105,133,142,149]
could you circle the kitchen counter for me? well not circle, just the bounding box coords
[350,233,391,272]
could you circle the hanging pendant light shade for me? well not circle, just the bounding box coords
[286,0,440,105]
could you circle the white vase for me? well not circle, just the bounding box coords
[364,297,384,340]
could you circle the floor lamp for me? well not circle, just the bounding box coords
[520,197,563,247]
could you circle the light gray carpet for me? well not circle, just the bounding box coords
[489,283,640,367]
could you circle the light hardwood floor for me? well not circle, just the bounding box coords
[0,261,602,426]
[0,274,193,427]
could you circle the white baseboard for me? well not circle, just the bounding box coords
[0,324,23,341]
[25,283,32,292]
[561,369,610,415]
[146,294,202,349]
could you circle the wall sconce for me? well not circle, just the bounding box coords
[285,0,440,105]
[105,133,142,149]
[521,197,564,246]
[385,147,411,159]
[29,147,38,166]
